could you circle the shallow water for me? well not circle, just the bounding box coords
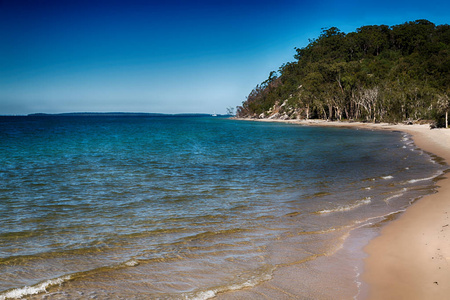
[0,116,445,299]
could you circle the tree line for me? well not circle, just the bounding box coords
[236,20,450,127]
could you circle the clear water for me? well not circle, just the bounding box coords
[0,116,445,299]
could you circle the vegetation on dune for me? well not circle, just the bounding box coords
[236,20,450,127]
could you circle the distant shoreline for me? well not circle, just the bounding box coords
[0,112,231,117]
[26,112,224,117]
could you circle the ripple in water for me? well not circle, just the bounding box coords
[0,116,446,299]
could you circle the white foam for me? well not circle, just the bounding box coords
[124,260,139,267]
[408,170,444,183]
[189,290,217,300]
[318,198,371,214]
[187,273,272,300]
[353,266,362,300]
[381,175,394,180]
[228,274,271,291]
[356,208,407,230]
[401,134,414,145]
[384,188,407,203]
[408,176,434,184]
[0,276,70,300]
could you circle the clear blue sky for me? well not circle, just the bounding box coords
[1,0,449,115]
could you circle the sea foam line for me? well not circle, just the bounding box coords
[0,276,70,300]
[353,266,362,300]
[318,197,371,214]
[187,271,273,300]
[384,189,407,204]
[0,257,145,300]
[407,170,444,184]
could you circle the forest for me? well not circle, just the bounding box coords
[236,20,450,127]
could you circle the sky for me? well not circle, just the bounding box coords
[1,0,449,115]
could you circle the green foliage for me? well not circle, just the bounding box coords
[237,20,450,125]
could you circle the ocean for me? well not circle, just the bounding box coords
[0,116,446,299]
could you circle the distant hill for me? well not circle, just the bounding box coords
[27,112,217,117]
[236,20,450,127]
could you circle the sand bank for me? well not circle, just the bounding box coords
[222,118,450,299]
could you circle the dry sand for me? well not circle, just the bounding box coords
[222,118,450,299]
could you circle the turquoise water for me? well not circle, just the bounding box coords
[0,116,445,299]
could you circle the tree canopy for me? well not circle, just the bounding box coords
[236,20,450,126]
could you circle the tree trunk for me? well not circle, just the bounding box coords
[446,110,448,129]
[322,106,327,120]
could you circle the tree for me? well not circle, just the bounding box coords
[235,20,450,124]
[226,107,235,116]
[437,94,450,128]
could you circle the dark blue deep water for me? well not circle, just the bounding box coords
[0,116,445,299]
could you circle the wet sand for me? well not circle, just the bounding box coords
[223,118,450,299]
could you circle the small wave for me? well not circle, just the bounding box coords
[353,266,362,300]
[0,276,70,300]
[354,209,407,231]
[408,176,435,184]
[381,175,394,180]
[181,228,248,243]
[401,135,414,146]
[190,290,217,300]
[285,211,301,218]
[408,171,444,184]
[187,272,273,300]
[318,198,371,214]
[384,188,407,203]
[124,259,139,267]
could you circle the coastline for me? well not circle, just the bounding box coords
[362,124,450,299]
[222,118,450,299]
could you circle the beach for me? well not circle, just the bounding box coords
[299,120,450,299]
[219,118,450,299]
[363,124,450,299]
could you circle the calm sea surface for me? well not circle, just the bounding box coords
[0,116,446,299]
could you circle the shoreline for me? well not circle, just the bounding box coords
[225,118,450,299]
[362,123,450,299]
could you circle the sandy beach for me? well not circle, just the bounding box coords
[362,124,450,299]
[222,118,450,299]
